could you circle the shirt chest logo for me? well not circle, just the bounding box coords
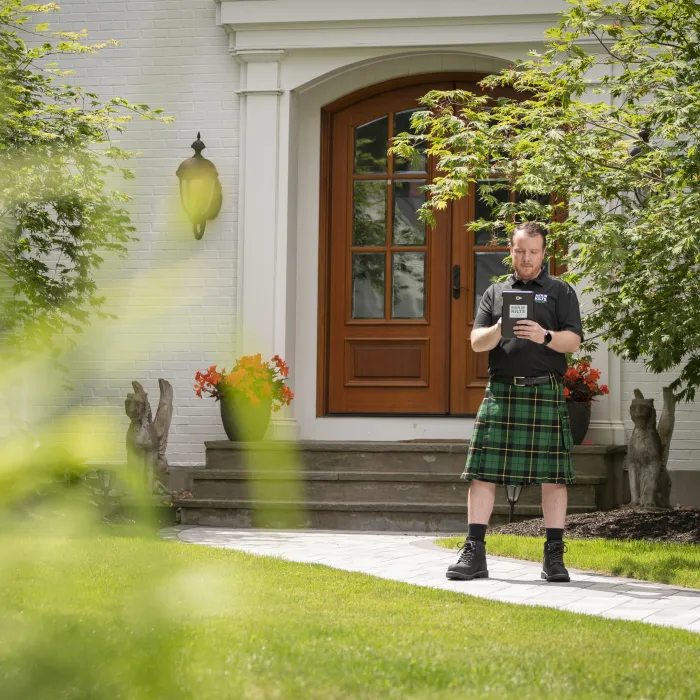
[534,293,549,304]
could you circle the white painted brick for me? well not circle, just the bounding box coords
[29,0,239,465]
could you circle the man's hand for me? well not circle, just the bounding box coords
[514,320,546,344]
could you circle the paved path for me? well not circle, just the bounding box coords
[169,527,700,634]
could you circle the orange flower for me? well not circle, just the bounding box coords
[564,359,608,403]
[194,354,294,410]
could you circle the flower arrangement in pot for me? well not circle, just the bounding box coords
[194,354,294,442]
[563,358,609,445]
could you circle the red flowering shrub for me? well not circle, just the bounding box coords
[194,354,294,412]
[563,359,609,403]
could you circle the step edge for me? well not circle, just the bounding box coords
[192,470,606,485]
[174,499,597,514]
[204,440,626,455]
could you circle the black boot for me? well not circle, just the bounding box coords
[541,540,570,582]
[446,539,488,580]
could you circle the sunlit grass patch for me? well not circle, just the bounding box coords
[1,526,699,699]
[436,534,700,589]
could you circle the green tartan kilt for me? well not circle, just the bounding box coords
[462,377,575,485]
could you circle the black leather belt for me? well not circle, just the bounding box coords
[491,374,561,386]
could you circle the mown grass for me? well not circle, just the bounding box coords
[1,526,699,699]
[436,534,700,589]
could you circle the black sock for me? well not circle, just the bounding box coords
[467,523,487,542]
[546,528,564,542]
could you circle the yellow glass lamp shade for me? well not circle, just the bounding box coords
[176,133,223,239]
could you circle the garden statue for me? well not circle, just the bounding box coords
[626,389,672,508]
[125,379,173,494]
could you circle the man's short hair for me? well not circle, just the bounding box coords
[510,221,547,249]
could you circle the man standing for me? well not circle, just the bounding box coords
[447,222,583,583]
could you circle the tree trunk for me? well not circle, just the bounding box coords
[657,386,676,468]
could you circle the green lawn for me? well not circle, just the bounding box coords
[436,534,700,589]
[1,527,699,699]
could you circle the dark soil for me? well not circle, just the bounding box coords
[492,506,700,544]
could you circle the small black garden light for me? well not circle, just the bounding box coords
[505,484,523,523]
[95,468,115,512]
[176,132,223,240]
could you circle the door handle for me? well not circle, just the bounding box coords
[452,264,463,300]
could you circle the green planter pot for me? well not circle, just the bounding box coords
[566,400,592,445]
[219,395,272,442]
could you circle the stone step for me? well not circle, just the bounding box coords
[176,441,628,531]
[176,498,598,532]
[205,441,465,474]
[203,441,626,480]
[189,470,602,507]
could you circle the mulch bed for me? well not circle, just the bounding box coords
[491,506,700,544]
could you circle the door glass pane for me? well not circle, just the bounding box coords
[355,116,388,173]
[353,181,386,246]
[474,179,509,245]
[392,252,425,319]
[394,108,427,173]
[352,253,385,319]
[474,251,509,316]
[393,180,426,245]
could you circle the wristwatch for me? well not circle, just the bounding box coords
[543,330,553,346]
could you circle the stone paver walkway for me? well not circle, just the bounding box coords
[170,527,700,634]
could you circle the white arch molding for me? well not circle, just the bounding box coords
[230,41,624,443]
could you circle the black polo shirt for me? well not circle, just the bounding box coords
[474,267,584,378]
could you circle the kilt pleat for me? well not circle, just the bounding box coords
[462,377,575,485]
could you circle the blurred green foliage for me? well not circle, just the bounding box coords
[0,0,171,359]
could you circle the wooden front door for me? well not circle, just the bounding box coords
[318,74,526,416]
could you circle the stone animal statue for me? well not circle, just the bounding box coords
[125,379,173,494]
[626,389,671,508]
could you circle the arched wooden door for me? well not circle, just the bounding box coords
[317,73,530,416]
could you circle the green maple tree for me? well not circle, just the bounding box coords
[392,0,700,401]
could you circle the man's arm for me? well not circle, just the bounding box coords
[513,321,581,353]
[471,318,503,353]
[546,329,581,354]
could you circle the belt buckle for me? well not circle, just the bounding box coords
[514,376,528,386]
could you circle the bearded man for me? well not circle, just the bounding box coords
[447,222,583,583]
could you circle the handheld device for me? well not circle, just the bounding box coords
[501,289,534,338]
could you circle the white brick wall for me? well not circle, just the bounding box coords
[32,0,240,465]
[621,362,700,473]
[18,4,699,477]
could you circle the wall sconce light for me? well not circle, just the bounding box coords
[176,132,222,240]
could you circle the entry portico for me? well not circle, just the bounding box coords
[217,0,625,446]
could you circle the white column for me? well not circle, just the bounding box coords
[588,345,627,445]
[607,350,627,444]
[233,48,299,439]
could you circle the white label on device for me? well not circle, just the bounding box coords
[509,304,528,318]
